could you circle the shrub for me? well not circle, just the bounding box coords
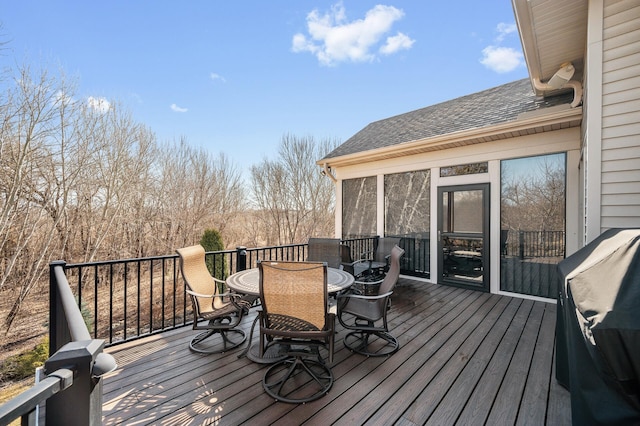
[200,229,227,280]
[1,338,49,382]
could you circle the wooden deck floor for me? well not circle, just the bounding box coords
[102,278,571,425]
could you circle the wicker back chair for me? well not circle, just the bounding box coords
[337,245,405,356]
[258,260,335,403]
[307,238,342,269]
[176,245,255,354]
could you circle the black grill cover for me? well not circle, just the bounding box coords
[557,228,640,424]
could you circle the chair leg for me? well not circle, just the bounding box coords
[343,330,399,357]
[263,355,333,403]
[238,315,260,359]
[189,328,246,354]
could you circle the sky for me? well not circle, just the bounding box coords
[0,1,528,176]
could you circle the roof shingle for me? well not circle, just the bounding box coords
[324,79,574,160]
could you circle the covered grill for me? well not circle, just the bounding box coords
[556,228,640,424]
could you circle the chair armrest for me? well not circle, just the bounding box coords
[341,259,371,267]
[185,289,215,298]
[353,277,385,286]
[185,289,240,299]
[337,291,393,301]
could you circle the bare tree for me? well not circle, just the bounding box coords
[149,139,245,252]
[0,66,88,329]
[250,134,338,245]
[501,155,566,232]
[0,54,332,344]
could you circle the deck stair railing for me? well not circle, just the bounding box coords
[0,261,117,426]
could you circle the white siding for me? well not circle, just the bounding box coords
[600,0,640,230]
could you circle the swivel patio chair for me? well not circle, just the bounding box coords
[362,237,401,273]
[340,243,370,277]
[337,245,405,357]
[258,260,335,403]
[176,245,256,354]
[307,238,342,269]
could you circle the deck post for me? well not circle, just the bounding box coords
[236,246,247,271]
[44,339,106,425]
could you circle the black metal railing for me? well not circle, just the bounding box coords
[57,243,319,348]
[503,230,565,259]
[52,228,549,339]
[500,230,565,299]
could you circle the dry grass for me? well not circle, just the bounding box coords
[0,286,49,367]
[0,377,34,425]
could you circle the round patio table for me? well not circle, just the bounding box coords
[226,266,354,363]
[227,266,354,296]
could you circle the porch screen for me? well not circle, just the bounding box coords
[342,176,376,239]
[500,153,566,298]
[384,170,430,277]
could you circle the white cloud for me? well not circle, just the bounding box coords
[480,46,523,73]
[496,22,517,42]
[87,96,110,113]
[210,72,226,83]
[292,2,414,66]
[479,22,523,73]
[170,103,188,113]
[380,32,415,55]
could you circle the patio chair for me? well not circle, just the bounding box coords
[364,237,401,271]
[340,244,370,277]
[176,245,256,354]
[258,260,335,403]
[337,245,405,357]
[307,238,342,269]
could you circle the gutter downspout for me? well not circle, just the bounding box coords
[533,78,583,108]
[322,163,337,183]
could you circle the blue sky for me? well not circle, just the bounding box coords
[1,1,528,173]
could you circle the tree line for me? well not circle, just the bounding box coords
[0,61,337,335]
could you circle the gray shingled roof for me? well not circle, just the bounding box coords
[323,78,574,160]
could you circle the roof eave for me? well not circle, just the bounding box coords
[318,105,582,168]
[512,0,588,97]
[512,0,544,96]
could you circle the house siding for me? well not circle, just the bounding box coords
[600,0,640,230]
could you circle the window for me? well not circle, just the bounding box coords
[342,177,376,239]
[440,162,488,177]
[384,170,430,277]
[500,153,566,298]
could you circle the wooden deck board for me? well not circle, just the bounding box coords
[424,296,522,425]
[357,292,493,426]
[102,278,571,425]
[516,303,557,425]
[485,301,546,424]
[308,289,477,425]
[403,295,509,424]
[455,298,533,425]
